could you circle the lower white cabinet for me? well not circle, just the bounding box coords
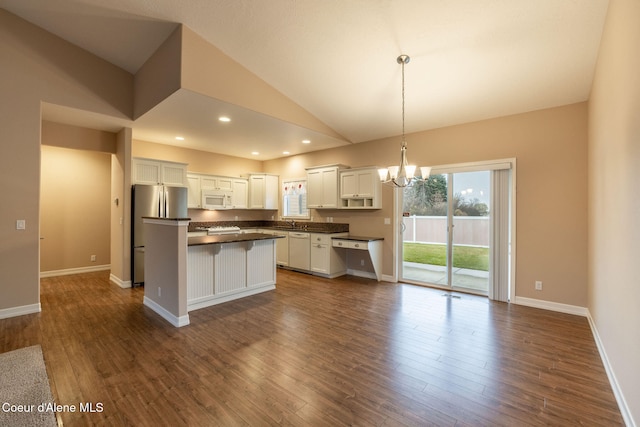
[308,233,348,278]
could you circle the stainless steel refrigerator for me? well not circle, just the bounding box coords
[132,184,188,285]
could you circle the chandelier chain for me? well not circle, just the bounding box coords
[401,56,406,142]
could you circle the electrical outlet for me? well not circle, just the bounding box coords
[90,255,96,262]
[535,281,543,291]
[360,259,365,266]
[16,219,26,230]
[158,287,162,297]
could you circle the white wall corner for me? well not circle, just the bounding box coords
[143,296,190,327]
[109,274,131,289]
[0,303,41,320]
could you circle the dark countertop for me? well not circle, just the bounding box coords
[143,216,192,221]
[261,226,348,234]
[331,235,384,242]
[188,220,349,234]
[188,233,284,246]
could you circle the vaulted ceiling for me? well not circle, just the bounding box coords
[1,0,609,159]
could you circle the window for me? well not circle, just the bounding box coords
[282,179,309,218]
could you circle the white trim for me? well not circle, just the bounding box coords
[586,310,636,427]
[0,303,41,320]
[346,269,378,280]
[143,296,190,327]
[429,158,513,174]
[381,274,395,282]
[513,296,588,317]
[40,264,111,278]
[109,274,131,289]
[188,285,275,312]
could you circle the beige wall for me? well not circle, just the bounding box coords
[133,139,263,177]
[0,9,132,312]
[266,102,589,307]
[588,0,640,422]
[40,145,111,272]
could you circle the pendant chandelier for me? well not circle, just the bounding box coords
[378,54,431,187]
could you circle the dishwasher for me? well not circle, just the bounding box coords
[288,232,310,271]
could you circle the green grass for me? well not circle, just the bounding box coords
[403,243,489,271]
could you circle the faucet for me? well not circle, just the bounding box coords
[286,220,296,228]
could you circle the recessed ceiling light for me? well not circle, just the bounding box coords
[219,116,231,122]
[175,136,185,141]
[283,151,290,155]
[251,151,259,155]
[302,139,311,144]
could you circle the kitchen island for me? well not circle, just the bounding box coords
[143,217,282,327]
[187,233,283,312]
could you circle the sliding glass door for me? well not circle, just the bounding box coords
[401,170,492,295]
[450,171,490,292]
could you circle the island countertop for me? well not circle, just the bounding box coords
[188,232,284,246]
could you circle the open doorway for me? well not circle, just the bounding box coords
[40,123,113,278]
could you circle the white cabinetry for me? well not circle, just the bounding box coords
[339,167,381,209]
[186,173,248,209]
[186,174,202,208]
[248,174,278,209]
[187,239,277,312]
[201,176,233,191]
[310,233,348,277]
[306,165,347,209]
[231,179,248,209]
[133,158,187,186]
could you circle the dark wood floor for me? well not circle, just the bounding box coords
[1,270,623,426]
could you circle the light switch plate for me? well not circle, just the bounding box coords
[16,219,26,230]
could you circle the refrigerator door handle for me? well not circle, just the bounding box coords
[159,187,165,218]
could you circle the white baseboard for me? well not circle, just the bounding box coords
[513,296,589,316]
[381,274,395,282]
[109,274,131,289]
[586,310,636,427]
[143,296,190,328]
[0,303,41,320]
[40,264,111,278]
[346,269,378,280]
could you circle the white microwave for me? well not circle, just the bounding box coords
[202,189,232,210]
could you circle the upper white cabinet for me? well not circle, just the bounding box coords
[187,173,248,209]
[306,165,348,209]
[186,174,202,208]
[231,178,248,209]
[248,174,278,209]
[133,158,187,186]
[201,176,233,191]
[339,167,381,209]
